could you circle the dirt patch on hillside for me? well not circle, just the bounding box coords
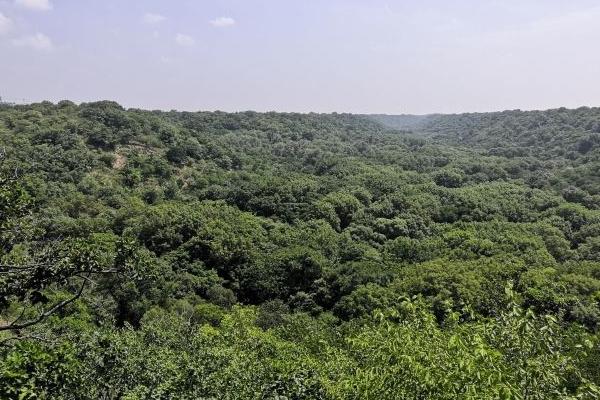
[113,153,127,169]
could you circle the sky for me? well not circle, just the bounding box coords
[0,0,599,114]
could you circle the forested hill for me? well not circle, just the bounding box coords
[1,101,600,398]
[367,114,436,131]
[372,107,600,158]
[371,107,600,198]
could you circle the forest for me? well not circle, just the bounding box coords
[1,101,600,399]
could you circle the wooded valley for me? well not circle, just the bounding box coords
[1,101,600,399]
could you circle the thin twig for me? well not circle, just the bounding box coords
[0,334,50,347]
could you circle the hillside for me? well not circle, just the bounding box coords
[1,101,600,398]
[367,114,436,131]
[372,108,600,198]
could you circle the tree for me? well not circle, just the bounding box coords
[0,170,145,335]
[317,192,362,231]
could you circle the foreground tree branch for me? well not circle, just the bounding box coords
[0,275,88,331]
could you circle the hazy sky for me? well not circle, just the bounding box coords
[1,0,599,114]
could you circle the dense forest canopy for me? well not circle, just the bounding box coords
[1,101,600,399]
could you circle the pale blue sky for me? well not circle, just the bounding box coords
[1,0,599,114]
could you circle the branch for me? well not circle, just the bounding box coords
[9,306,27,327]
[0,276,88,331]
[0,266,120,275]
[0,262,52,273]
[72,269,120,275]
[0,333,50,347]
[0,263,50,269]
[76,274,98,287]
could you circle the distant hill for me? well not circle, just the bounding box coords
[367,114,436,131]
[369,108,600,157]
[367,108,600,196]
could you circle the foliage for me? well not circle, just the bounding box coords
[0,102,599,397]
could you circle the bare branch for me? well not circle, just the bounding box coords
[0,333,50,347]
[0,262,52,273]
[9,306,27,327]
[0,276,88,331]
[76,274,98,287]
[0,263,51,269]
